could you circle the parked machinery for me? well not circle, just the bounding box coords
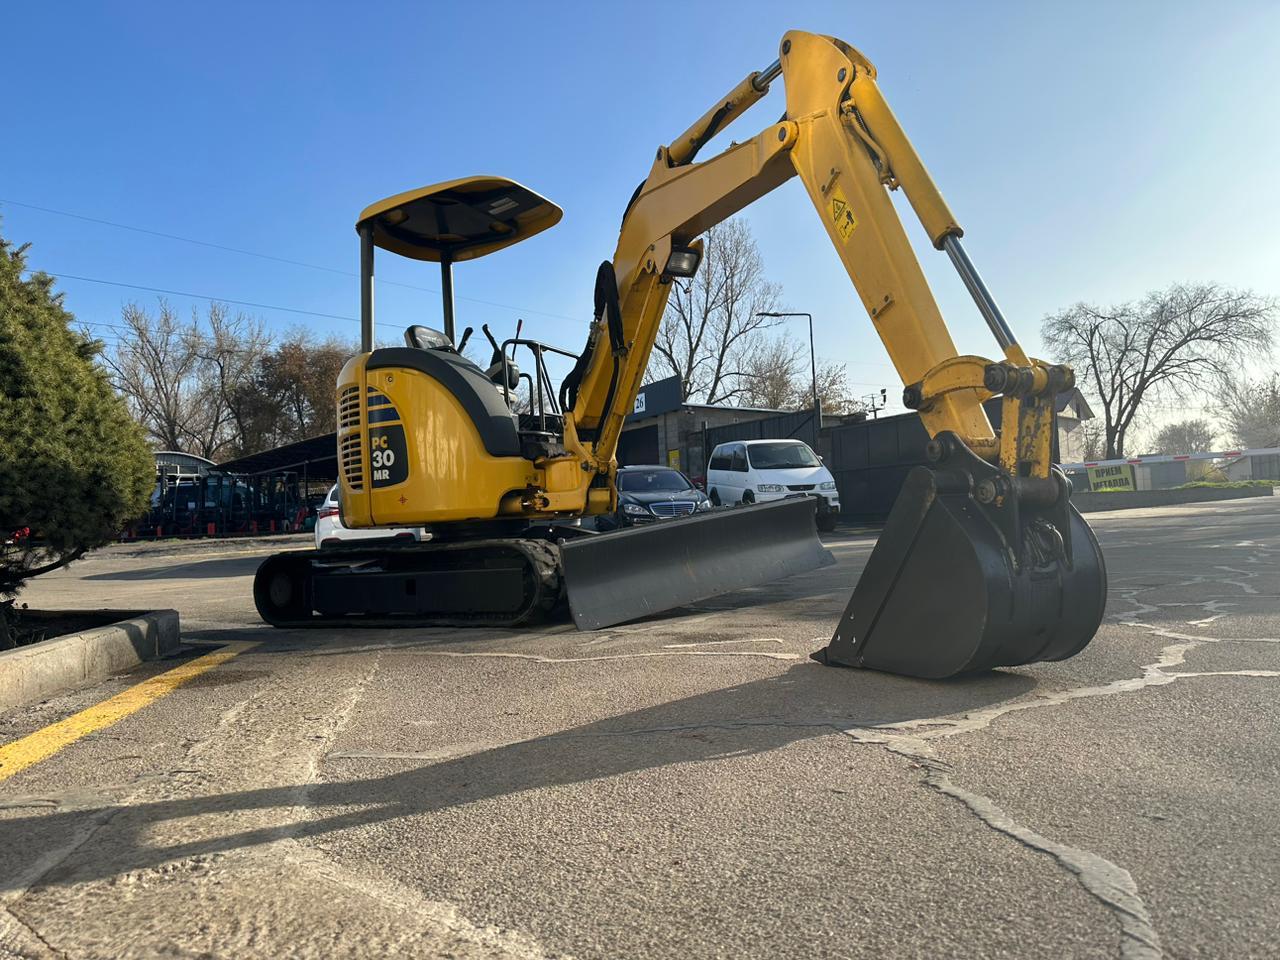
[254,30,1106,679]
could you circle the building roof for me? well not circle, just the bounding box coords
[679,403,790,415]
[153,451,215,476]
[214,433,338,479]
[1056,387,1095,420]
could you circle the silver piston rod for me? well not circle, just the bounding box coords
[942,235,1018,352]
[752,58,782,91]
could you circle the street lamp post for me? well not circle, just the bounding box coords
[756,311,820,427]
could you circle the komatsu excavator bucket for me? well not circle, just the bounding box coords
[562,496,834,630]
[814,434,1107,679]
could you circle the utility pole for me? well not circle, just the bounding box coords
[861,389,888,419]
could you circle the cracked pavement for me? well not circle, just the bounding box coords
[1,499,1278,958]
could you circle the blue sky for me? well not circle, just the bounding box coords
[4,1,1278,420]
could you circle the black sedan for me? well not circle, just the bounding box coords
[609,465,712,528]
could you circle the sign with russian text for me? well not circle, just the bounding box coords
[1087,464,1135,492]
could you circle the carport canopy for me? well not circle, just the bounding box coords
[214,433,338,481]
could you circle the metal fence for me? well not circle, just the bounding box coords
[827,414,931,519]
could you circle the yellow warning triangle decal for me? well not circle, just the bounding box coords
[832,198,846,219]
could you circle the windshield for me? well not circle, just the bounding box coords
[747,442,820,470]
[619,469,693,493]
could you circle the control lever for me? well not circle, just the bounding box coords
[481,323,502,364]
[511,318,524,360]
[481,324,519,390]
[457,326,474,354]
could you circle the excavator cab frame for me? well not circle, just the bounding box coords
[355,176,563,347]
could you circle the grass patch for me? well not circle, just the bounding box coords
[1176,479,1279,490]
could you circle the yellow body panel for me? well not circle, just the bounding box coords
[337,354,603,528]
[338,356,533,527]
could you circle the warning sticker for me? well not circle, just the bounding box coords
[829,185,857,242]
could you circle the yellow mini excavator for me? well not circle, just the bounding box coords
[254,30,1107,679]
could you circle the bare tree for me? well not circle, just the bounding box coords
[1221,373,1280,449]
[1042,283,1275,458]
[191,304,271,458]
[813,358,858,416]
[1152,418,1218,454]
[739,332,860,415]
[650,219,782,403]
[1079,418,1107,461]
[104,302,365,459]
[257,333,354,446]
[106,300,202,451]
[739,333,803,408]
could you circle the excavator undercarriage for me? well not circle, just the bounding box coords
[256,498,832,630]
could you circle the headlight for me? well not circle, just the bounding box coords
[696,499,712,511]
[819,481,836,490]
[663,245,702,278]
[623,503,649,516]
[757,483,784,493]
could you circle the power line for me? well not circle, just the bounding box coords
[7,200,911,385]
[51,272,359,323]
[1,197,582,323]
[5,199,910,371]
[1,198,352,276]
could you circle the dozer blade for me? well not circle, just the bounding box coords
[814,435,1107,679]
[561,496,835,630]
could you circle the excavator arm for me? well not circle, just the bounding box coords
[564,30,1105,676]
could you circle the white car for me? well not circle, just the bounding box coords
[314,485,423,548]
[706,439,840,531]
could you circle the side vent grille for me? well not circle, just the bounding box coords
[338,385,361,429]
[340,433,364,491]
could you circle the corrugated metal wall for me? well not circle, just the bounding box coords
[828,414,931,518]
[703,409,818,450]
[697,400,1064,519]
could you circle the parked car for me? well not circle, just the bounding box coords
[315,485,423,548]
[609,465,712,528]
[706,439,840,531]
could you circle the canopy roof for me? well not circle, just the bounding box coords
[356,176,562,263]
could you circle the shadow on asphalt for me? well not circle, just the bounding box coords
[82,556,264,581]
[0,663,1035,889]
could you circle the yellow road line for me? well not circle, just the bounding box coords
[0,641,260,783]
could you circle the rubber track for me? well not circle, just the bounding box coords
[254,539,565,629]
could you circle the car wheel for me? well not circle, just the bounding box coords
[709,489,721,506]
[742,490,755,505]
[817,513,838,532]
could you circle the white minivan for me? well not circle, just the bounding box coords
[706,439,840,531]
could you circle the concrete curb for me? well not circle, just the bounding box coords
[0,609,180,712]
[1073,485,1274,513]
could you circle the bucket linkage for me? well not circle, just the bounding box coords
[814,432,1107,679]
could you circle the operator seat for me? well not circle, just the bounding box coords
[404,324,454,352]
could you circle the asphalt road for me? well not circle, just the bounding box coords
[2,499,1278,959]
